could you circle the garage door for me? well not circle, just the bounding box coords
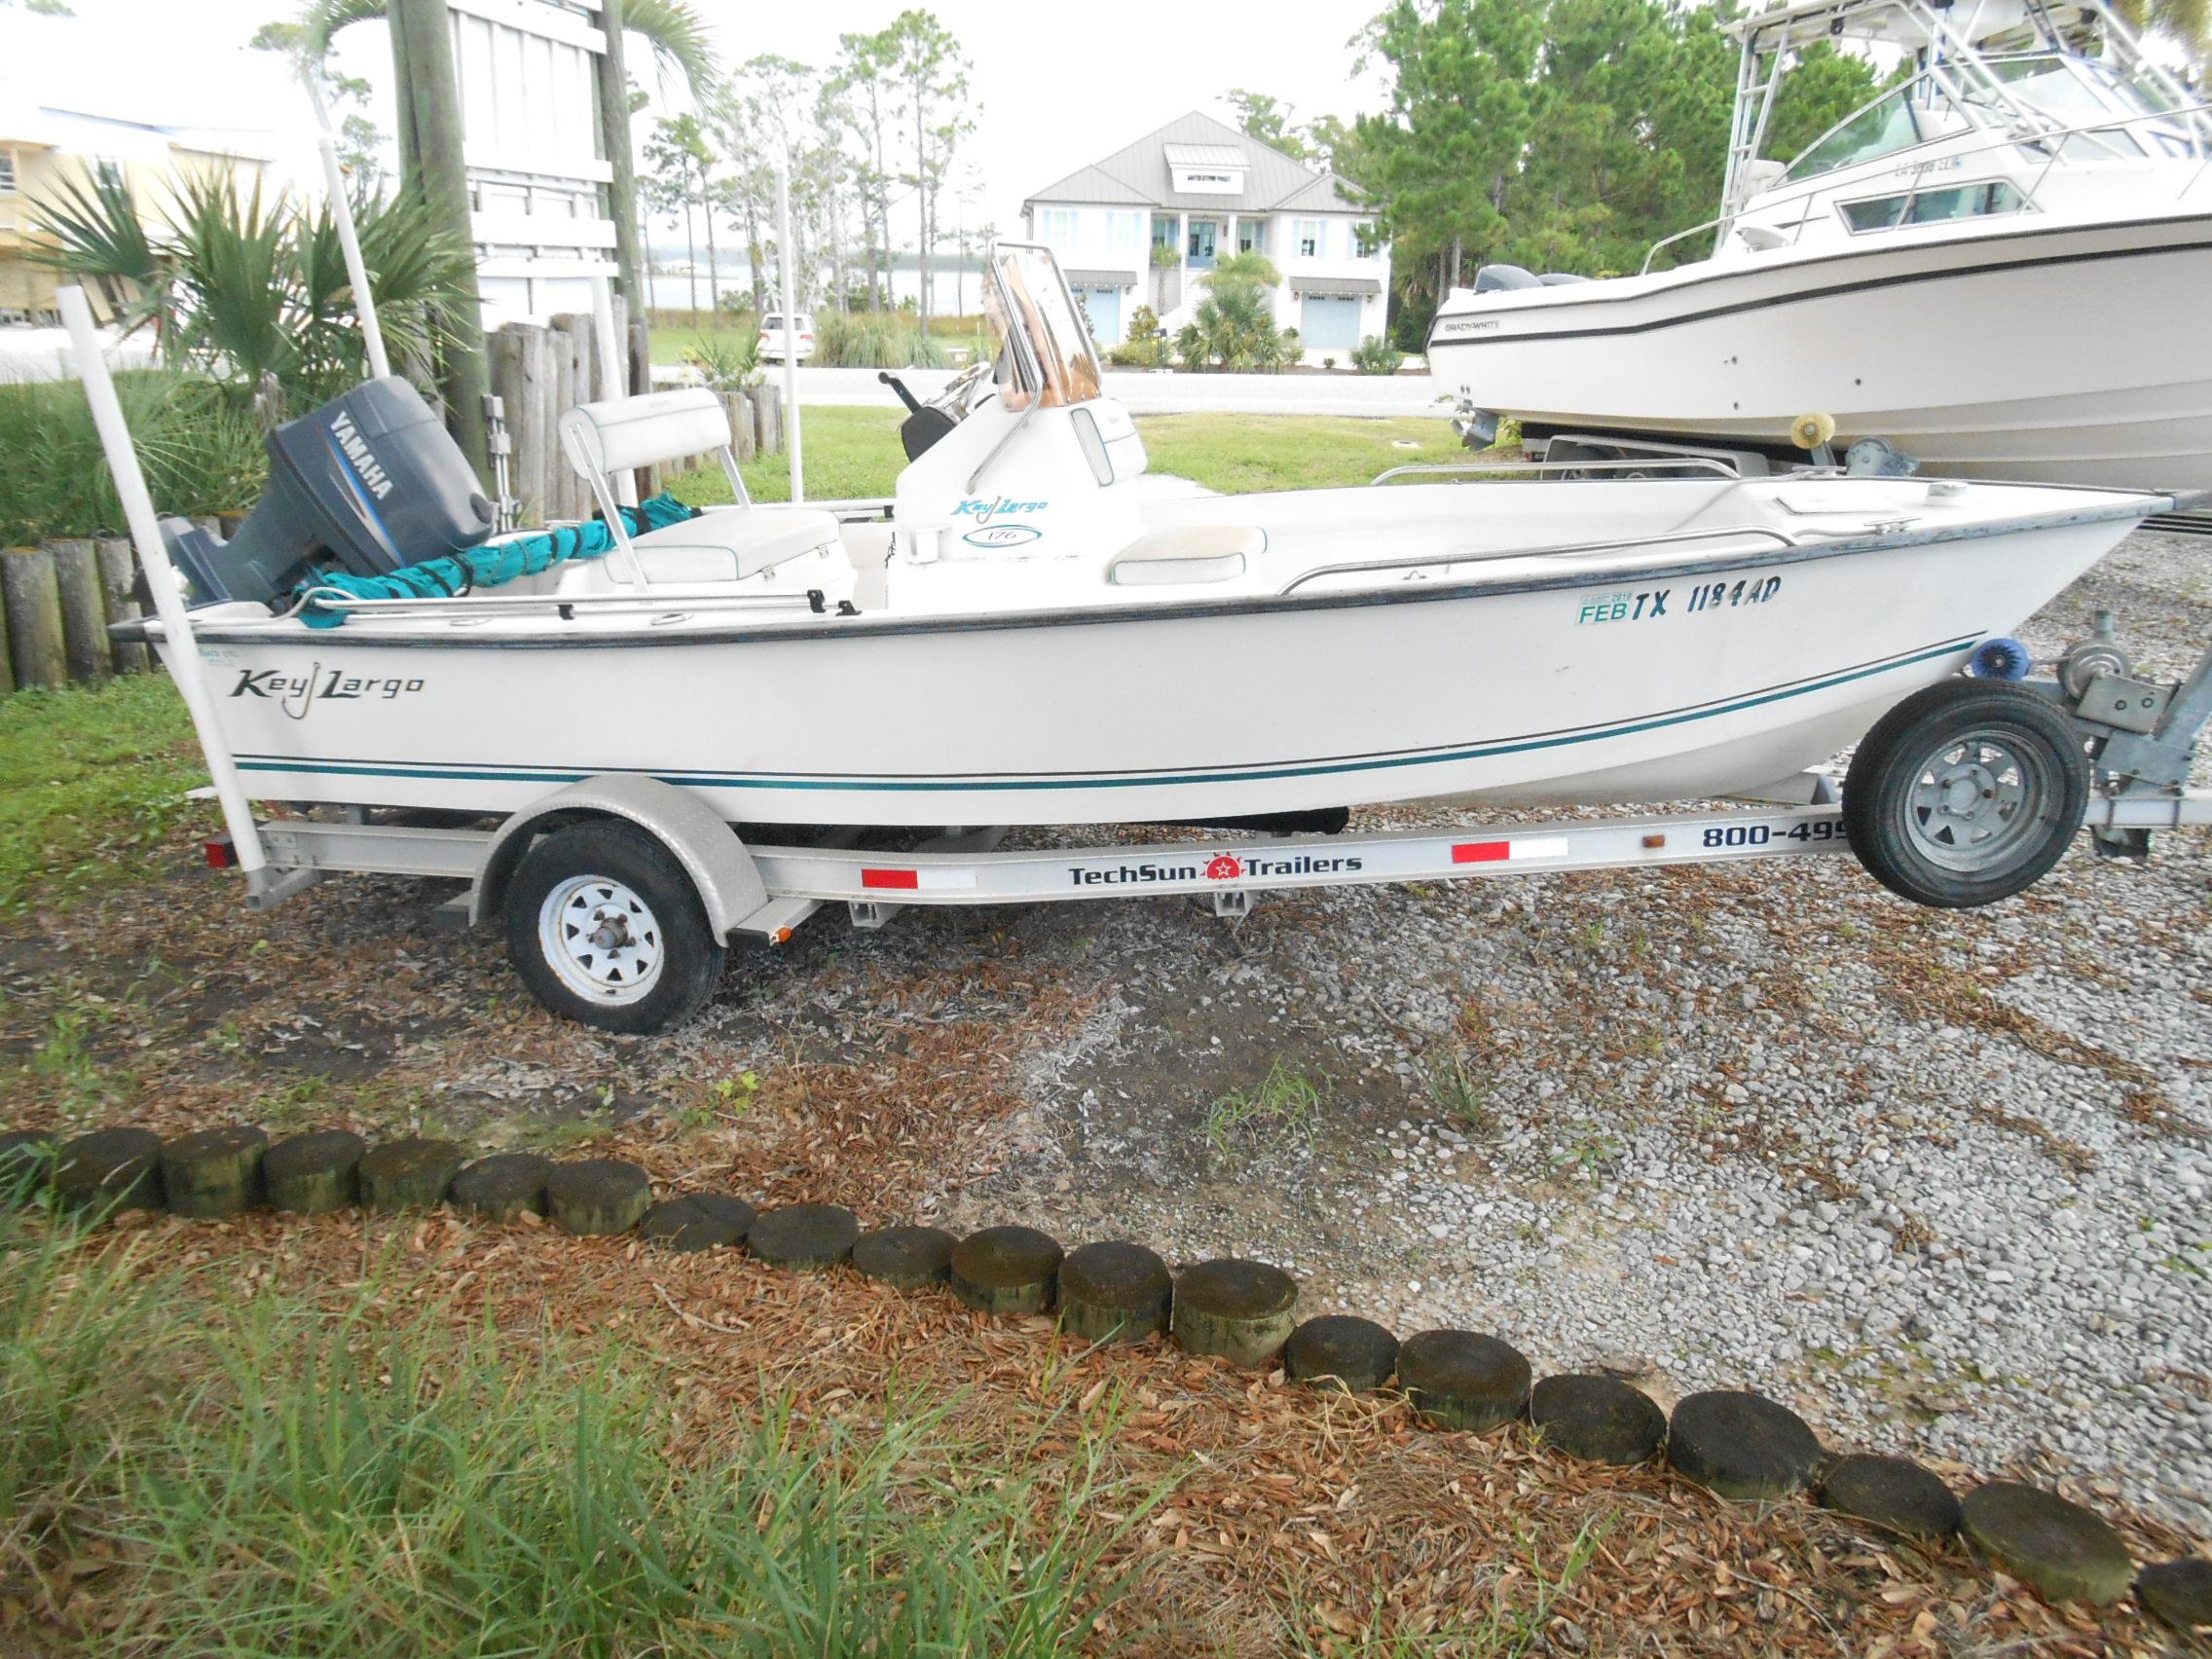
[1299,294,1361,350]
[1079,286,1122,344]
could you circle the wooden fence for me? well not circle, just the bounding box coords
[2,312,786,695]
[485,308,787,523]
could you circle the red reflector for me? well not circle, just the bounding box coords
[203,838,239,869]
[1451,841,1511,864]
[861,868,919,891]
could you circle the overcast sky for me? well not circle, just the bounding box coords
[23,0,1393,243]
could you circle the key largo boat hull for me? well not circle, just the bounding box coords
[168,498,2139,829]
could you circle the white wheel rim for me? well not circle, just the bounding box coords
[537,875,666,1005]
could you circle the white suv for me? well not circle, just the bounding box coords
[756,313,816,363]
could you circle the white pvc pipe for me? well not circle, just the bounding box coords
[588,273,638,507]
[776,159,803,504]
[59,286,268,877]
[303,71,389,383]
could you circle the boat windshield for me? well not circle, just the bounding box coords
[1782,81,1939,182]
[984,244,1103,411]
[1780,50,2190,185]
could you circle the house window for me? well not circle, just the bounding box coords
[1108,210,1144,255]
[1296,218,1324,258]
[1354,223,1382,259]
[0,153,15,194]
[1238,220,1263,254]
[1038,207,1080,249]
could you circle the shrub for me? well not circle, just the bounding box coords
[0,371,266,544]
[906,331,950,369]
[1351,334,1406,376]
[680,331,761,390]
[813,313,904,369]
[1323,355,1338,371]
[35,166,475,420]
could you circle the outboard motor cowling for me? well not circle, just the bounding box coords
[165,376,495,607]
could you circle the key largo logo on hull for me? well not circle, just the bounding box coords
[230,662,427,720]
[954,495,1048,549]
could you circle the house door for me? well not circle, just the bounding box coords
[1079,286,1122,344]
[1187,220,1217,268]
[1299,295,1362,350]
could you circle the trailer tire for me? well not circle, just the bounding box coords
[505,821,724,1033]
[1844,680,2088,908]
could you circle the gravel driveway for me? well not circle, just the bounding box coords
[895,526,2210,1533]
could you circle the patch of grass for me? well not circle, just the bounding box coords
[0,1210,1161,1655]
[1420,1049,1495,1137]
[671,406,906,506]
[1205,1057,1330,1158]
[672,410,1465,509]
[0,675,209,916]
[0,370,267,545]
[1135,413,1462,494]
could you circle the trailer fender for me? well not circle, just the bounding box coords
[469,775,768,942]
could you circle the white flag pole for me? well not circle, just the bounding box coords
[303,70,389,382]
[776,157,803,504]
[59,286,268,879]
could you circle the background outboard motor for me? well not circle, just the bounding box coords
[164,376,495,607]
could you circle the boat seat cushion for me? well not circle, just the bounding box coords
[559,504,844,589]
[1107,524,1265,586]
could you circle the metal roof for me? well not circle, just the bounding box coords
[1027,110,1365,217]
[1288,276,1382,297]
[1062,269,1137,287]
[1162,141,1247,168]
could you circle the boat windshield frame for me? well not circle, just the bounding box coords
[982,241,1105,411]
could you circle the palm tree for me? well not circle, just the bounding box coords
[34,166,476,417]
[299,0,719,93]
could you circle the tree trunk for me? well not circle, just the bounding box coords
[594,0,644,309]
[682,195,698,326]
[703,184,721,316]
[745,203,765,313]
[390,0,490,481]
[914,91,930,330]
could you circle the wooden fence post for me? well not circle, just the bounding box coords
[0,571,14,695]
[49,537,109,682]
[510,323,552,530]
[550,317,578,521]
[95,535,147,674]
[628,317,659,499]
[2,547,66,690]
[726,391,756,463]
[755,384,781,459]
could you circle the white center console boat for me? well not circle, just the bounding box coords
[66,246,2211,1032]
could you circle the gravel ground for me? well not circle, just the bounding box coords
[906,525,2212,1532]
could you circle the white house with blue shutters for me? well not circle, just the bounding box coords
[1021,110,1389,364]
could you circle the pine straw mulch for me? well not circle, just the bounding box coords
[15,1203,2206,1659]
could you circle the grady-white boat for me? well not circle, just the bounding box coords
[67,247,2207,1031]
[1426,0,2212,493]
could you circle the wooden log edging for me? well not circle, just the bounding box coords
[8,1118,2197,1624]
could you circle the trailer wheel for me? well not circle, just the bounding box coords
[505,821,724,1033]
[1843,681,2088,908]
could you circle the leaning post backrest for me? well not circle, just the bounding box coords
[559,387,746,478]
[556,388,753,587]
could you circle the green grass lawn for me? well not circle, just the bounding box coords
[672,408,1464,507]
[0,676,215,916]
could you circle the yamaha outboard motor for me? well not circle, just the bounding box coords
[164,376,496,607]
